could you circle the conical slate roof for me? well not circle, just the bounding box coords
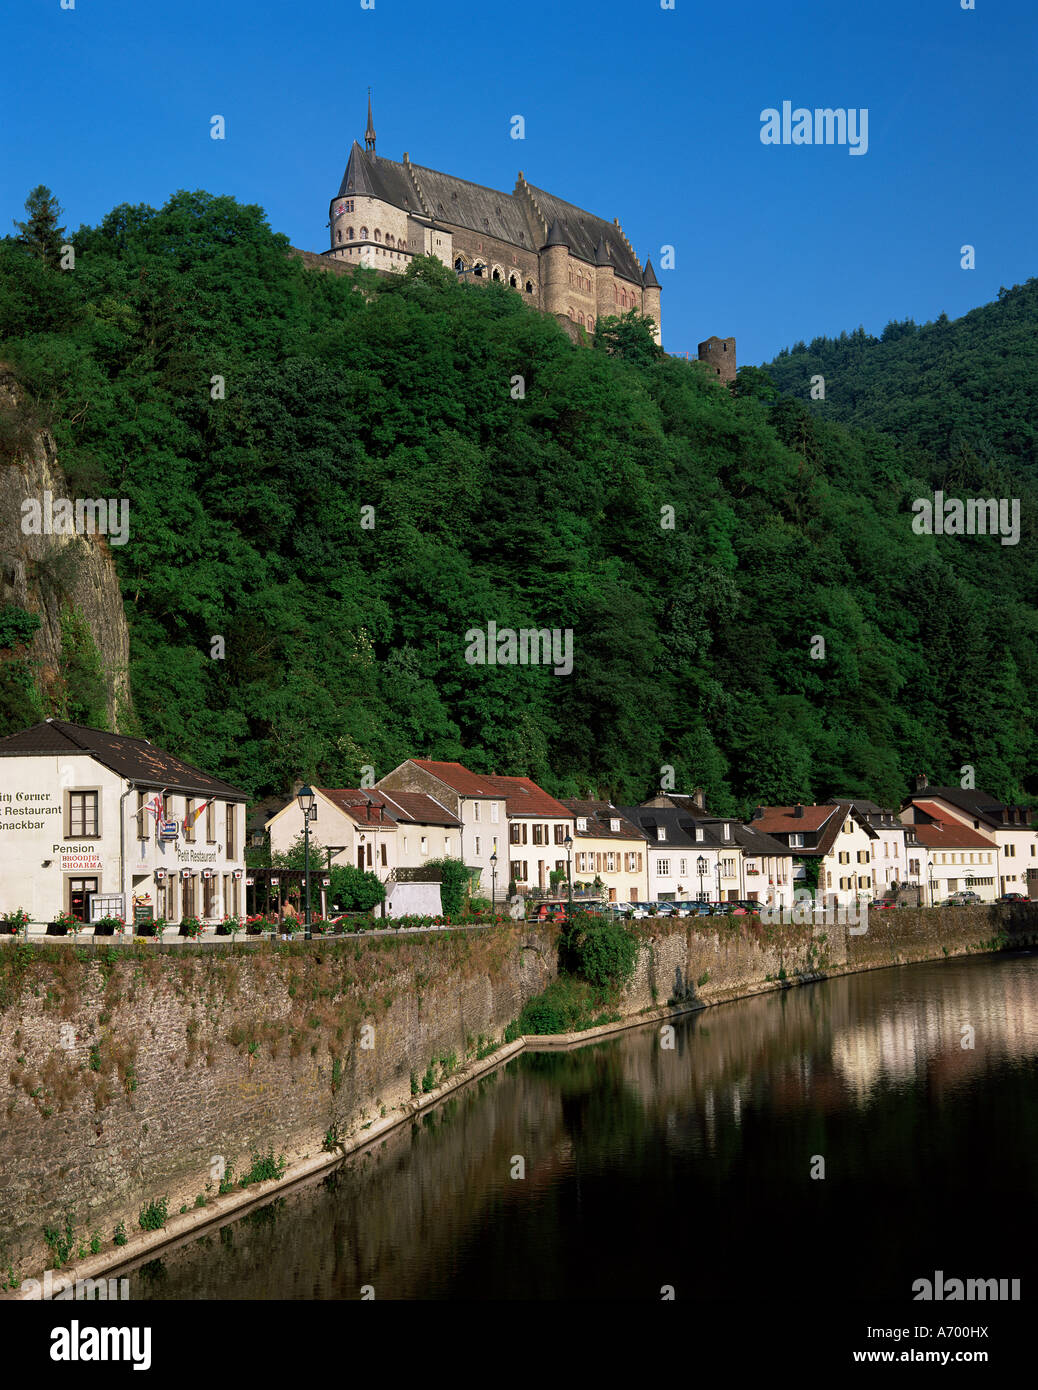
[542,218,569,248]
[595,237,612,266]
[642,257,660,288]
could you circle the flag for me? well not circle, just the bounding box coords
[183,800,209,831]
[147,793,164,821]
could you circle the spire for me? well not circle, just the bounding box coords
[365,88,376,153]
[642,257,660,288]
[595,237,612,267]
[542,218,569,249]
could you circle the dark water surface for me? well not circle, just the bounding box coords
[124,952,1037,1300]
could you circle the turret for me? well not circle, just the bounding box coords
[594,237,615,323]
[642,257,662,346]
[697,336,736,383]
[541,219,571,317]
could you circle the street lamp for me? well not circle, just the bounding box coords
[929,868,936,908]
[697,855,708,903]
[715,858,722,905]
[297,784,316,940]
[564,834,573,909]
[490,847,498,911]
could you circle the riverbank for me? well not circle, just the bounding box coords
[3,903,1035,1291]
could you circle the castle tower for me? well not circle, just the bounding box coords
[594,238,615,324]
[365,89,376,153]
[641,258,662,346]
[698,336,736,383]
[541,219,570,317]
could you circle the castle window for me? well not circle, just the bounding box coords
[492,269,501,281]
[509,275,517,288]
[588,316,594,331]
[474,263,485,277]
[374,229,381,241]
[455,257,465,272]
[347,227,354,240]
[360,227,368,239]
[336,230,342,243]
[525,281,532,293]
[568,307,574,319]
[578,312,584,326]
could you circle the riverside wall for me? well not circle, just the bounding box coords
[1,904,1035,1283]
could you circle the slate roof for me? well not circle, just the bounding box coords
[903,787,1032,829]
[908,816,997,851]
[375,791,460,827]
[336,143,419,211]
[333,144,645,284]
[0,720,247,799]
[618,806,699,849]
[312,789,396,828]
[561,800,648,841]
[524,182,643,281]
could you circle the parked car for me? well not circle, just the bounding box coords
[943,891,983,907]
[872,899,898,910]
[998,892,1028,903]
[688,901,714,916]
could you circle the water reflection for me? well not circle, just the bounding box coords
[122,952,1037,1301]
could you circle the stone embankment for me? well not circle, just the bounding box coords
[1,904,1034,1288]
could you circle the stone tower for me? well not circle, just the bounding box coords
[642,258,662,346]
[698,336,736,384]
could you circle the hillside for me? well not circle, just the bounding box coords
[0,191,1034,811]
[761,279,1038,481]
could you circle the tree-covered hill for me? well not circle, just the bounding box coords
[761,278,1038,483]
[0,191,1035,810]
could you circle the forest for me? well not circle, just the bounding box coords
[0,189,1034,812]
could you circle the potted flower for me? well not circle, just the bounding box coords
[0,908,29,935]
[216,914,241,936]
[136,914,164,938]
[47,910,80,937]
[92,914,124,937]
[179,915,204,939]
[245,913,274,935]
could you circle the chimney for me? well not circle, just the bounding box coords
[793,804,804,818]
[914,773,928,792]
[692,787,706,810]
[752,806,763,821]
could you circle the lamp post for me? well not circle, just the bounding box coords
[715,858,722,906]
[564,834,573,910]
[490,847,498,911]
[697,855,708,903]
[929,867,936,908]
[297,785,316,940]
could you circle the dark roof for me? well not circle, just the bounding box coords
[248,795,288,830]
[560,799,647,841]
[411,162,535,246]
[0,720,247,799]
[642,256,659,288]
[336,143,420,210]
[543,218,568,248]
[903,787,1032,828]
[642,793,715,820]
[617,806,698,849]
[595,237,611,266]
[524,182,643,282]
[733,824,795,857]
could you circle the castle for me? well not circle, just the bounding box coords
[323,98,735,376]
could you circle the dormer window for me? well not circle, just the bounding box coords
[695,827,703,842]
[658,827,667,841]
[610,818,620,832]
[576,817,587,832]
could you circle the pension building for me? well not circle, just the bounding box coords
[0,719,247,928]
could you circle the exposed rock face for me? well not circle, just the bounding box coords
[0,364,132,729]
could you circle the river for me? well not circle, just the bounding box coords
[119,951,1037,1300]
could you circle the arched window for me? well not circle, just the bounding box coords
[336,230,342,243]
[525,280,533,294]
[492,268,501,281]
[360,227,368,240]
[578,312,584,326]
[568,307,574,319]
[587,316,594,331]
[374,229,381,242]
[347,227,354,240]
[509,275,517,288]
[473,263,485,277]
[455,257,465,272]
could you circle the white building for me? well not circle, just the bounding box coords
[0,719,247,927]
[902,780,1037,899]
[752,803,878,906]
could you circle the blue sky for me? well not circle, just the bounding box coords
[3,0,1035,363]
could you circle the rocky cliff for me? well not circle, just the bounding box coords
[0,364,131,730]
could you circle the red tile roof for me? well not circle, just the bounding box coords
[907,811,996,850]
[315,789,396,827]
[409,760,499,796]
[375,791,460,827]
[480,775,573,819]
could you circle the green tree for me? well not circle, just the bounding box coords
[13,185,66,267]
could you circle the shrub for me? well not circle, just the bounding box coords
[328,864,385,912]
[138,1197,168,1232]
[562,914,639,991]
[426,856,469,916]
